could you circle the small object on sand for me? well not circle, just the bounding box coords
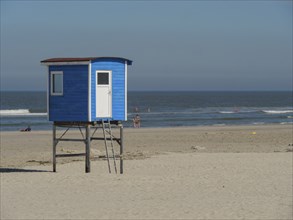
[90,149,101,159]
[191,146,197,150]
[20,126,31,132]
[251,132,256,135]
[191,146,205,151]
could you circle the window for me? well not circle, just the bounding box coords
[51,71,63,95]
[97,72,109,85]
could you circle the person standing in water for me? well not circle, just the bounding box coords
[133,114,141,128]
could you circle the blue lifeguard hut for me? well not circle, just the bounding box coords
[41,57,133,173]
[41,57,132,122]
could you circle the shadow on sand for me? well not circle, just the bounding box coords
[0,168,52,173]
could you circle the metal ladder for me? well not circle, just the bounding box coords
[102,120,117,174]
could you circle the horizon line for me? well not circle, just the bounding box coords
[1,89,292,92]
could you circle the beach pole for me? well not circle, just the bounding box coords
[53,123,57,172]
[85,124,91,173]
[120,125,124,174]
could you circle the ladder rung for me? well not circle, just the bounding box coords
[91,137,120,141]
[96,157,120,160]
[56,138,85,142]
[56,153,86,158]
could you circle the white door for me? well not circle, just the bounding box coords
[96,71,112,118]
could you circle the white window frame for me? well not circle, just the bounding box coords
[50,71,63,96]
[96,71,111,86]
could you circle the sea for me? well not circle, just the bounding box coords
[0,91,292,131]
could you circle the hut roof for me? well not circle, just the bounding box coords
[41,57,132,65]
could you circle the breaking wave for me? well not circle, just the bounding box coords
[0,109,47,116]
[262,110,293,114]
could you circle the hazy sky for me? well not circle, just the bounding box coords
[1,1,292,91]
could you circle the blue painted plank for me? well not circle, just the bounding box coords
[90,58,126,121]
[49,65,89,122]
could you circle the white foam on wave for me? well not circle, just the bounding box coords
[280,122,293,125]
[219,110,269,114]
[219,110,257,114]
[262,110,293,114]
[252,122,265,125]
[219,111,235,114]
[0,109,47,116]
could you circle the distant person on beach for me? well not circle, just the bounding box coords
[133,114,141,128]
[234,107,240,113]
[20,125,31,132]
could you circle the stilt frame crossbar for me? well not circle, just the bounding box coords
[52,121,124,173]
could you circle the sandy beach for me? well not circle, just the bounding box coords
[1,124,292,219]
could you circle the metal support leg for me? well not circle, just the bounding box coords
[85,125,91,173]
[53,124,57,172]
[120,125,124,174]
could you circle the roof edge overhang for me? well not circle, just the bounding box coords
[41,57,133,66]
[41,61,90,66]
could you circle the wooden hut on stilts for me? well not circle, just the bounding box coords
[41,57,133,173]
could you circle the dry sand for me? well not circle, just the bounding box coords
[1,124,292,219]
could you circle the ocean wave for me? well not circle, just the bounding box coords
[280,122,293,125]
[219,109,293,115]
[221,117,245,120]
[253,122,265,124]
[0,109,47,116]
[262,110,293,114]
[128,111,200,115]
[218,110,258,114]
[0,122,49,126]
[219,111,235,114]
[128,108,293,116]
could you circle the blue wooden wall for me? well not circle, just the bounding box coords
[91,58,126,121]
[49,65,88,121]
